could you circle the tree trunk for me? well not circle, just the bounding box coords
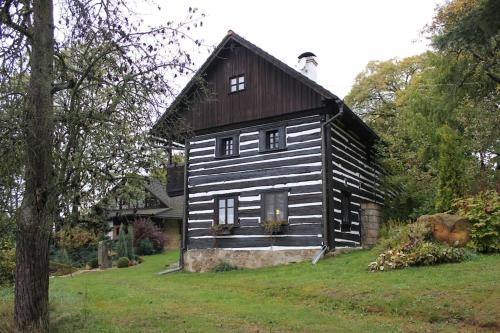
[14,0,55,332]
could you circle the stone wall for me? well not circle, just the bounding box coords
[183,247,320,272]
[360,202,383,247]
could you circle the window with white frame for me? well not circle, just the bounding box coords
[259,126,286,152]
[229,75,245,93]
[216,134,239,158]
[261,191,288,224]
[216,196,238,225]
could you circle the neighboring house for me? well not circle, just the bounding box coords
[104,177,183,249]
[154,31,385,271]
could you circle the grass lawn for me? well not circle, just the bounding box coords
[1,250,499,332]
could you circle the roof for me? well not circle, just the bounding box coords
[144,178,170,207]
[107,207,173,218]
[144,178,184,219]
[105,177,184,220]
[154,30,378,140]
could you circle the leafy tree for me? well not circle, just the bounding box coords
[427,0,500,84]
[347,50,497,219]
[435,125,465,212]
[0,1,204,330]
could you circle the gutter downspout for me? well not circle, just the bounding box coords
[313,98,345,264]
[323,98,345,130]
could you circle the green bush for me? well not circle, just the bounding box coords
[117,257,130,268]
[213,262,239,272]
[51,246,97,268]
[374,221,430,253]
[56,226,97,249]
[88,257,99,269]
[0,246,15,285]
[0,215,16,285]
[452,190,499,253]
[369,221,473,271]
[136,239,154,256]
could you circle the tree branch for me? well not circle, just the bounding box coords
[0,0,32,39]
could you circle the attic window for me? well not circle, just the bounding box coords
[230,75,245,93]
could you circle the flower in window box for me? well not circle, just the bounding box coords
[262,219,288,235]
[210,224,235,236]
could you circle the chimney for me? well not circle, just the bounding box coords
[298,52,317,81]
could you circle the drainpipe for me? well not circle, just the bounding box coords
[323,98,345,130]
[314,98,345,264]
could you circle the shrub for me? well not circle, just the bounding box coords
[374,221,430,253]
[136,239,154,256]
[88,257,99,269]
[0,246,15,285]
[261,219,287,234]
[53,248,72,266]
[56,226,97,250]
[452,190,499,253]
[0,213,15,285]
[213,262,239,272]
[369,221,474,271]
[133,219,166,253]
[53,225,99,268]
[117,257,130,268]
[67,246,97,268]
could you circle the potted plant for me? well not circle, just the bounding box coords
[261,218,288,235]
[210,223,235,236]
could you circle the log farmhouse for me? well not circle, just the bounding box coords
[154,31,384,271]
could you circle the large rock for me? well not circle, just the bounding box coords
[417,213,471,247]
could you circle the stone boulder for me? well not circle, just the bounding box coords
[98,241,112,269]
[416,213,471,247]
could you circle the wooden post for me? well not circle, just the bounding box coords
[179,139,190,267]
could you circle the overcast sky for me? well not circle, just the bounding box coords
[139,0,445,98]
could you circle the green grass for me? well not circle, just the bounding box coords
[1,250,499,332]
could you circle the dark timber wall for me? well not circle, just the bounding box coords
[183,43,325,131]
[330,120,385,247]
[186,115,324,249]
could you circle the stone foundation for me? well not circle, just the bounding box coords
[360,202,383,247]
[183,247,321,272]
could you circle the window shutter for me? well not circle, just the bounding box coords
[215,137,221,158]
[279,127,286,149]
[233,134,240,156]
[259,131,266,152]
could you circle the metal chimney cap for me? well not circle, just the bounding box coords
[298,52,316,59]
